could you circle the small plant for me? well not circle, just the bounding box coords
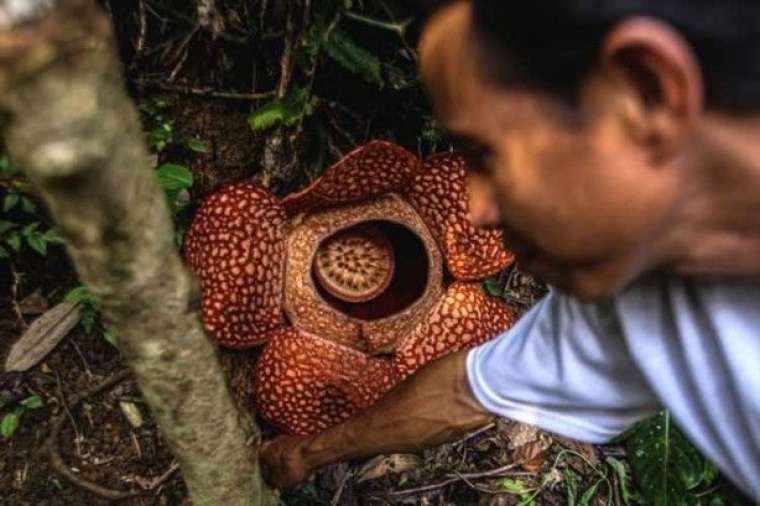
[500,477,540,505]
[248,87,318,133]
[64,286,118,347]
[625,411,724,506]
[0,154,64,260]
[1,394,44,439]
[140,98,174,152]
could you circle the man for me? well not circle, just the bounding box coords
[261,0,760,498]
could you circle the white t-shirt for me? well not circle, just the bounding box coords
[467,274,760,499]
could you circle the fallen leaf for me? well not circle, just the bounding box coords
[4,302,81,372]
[504,422,553,472]
[119,401,144,428]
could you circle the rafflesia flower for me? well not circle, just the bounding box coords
[184,141,517,435]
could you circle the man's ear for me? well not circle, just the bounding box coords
[600,17,704,160]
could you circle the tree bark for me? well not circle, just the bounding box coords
[0,2,280,505]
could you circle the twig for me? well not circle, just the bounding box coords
[135,0,147,55]
[276,4,295,99]
[388,460,525,496]
[330,467,354,506]
[451,422,496,447]
[45,370,144,501]
[53,369,81,449]
[343,11,412,36]
[133,79,276,100]
[166,26,198,82]
[9,262,27,329]
[69,338,93,378]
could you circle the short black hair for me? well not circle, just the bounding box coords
[471,1,760,111]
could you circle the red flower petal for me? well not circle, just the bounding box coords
[407,153,515,280]
[184,181,288,348]
[282,141,419,216]
[393,282,516,379]
[255,328,399,435]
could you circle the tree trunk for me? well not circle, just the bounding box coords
[0,2,280,505]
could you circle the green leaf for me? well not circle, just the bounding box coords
[187,138,208,153]
[6,233,21,252]
[20,395,44,409]
[606,456,634,504]
[565,469,579,506]
[322,29,383,86]
[483,277,503,297]
[26,232,48,255]
[500,478,530,496]
[43,228,65,245]
[20,196,36,213]
[3,192,19,212]
[626,411,706,506]
[248,88,311,132]
[103,329,118,348]
[0,219,16,235]
[64,286,94,305]
[1,411,20,438]
[701,461,719,486]
[0,244,8,258]
[148,122,173,152]
[156,164,193,192]
[578,479,602,506]
[21,222,39,235]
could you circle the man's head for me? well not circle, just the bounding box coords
[420,0,760,298]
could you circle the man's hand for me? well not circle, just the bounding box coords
[260,435,314,489]
[258,351,494,490]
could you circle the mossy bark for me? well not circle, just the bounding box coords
[0,2,280,505]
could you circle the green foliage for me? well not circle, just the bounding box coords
[482,276,503,298]
[626,411,716,506]
[64,286,118,347]
[606,456,637,504]
[0,153,64,261]
[1,394,44,439]
[500,478,538,505]
[187,138,208,153]
[0,154,19,177]
[248,87,316,133]
[140,98,174,152]
[155,162,193,247]
[322,28,383,86]
[148,122,174,152]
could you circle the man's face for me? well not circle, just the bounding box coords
[420,3,684,299]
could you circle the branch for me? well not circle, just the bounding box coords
[0,2,280,505]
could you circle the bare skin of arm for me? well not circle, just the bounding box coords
[260,350,493,489]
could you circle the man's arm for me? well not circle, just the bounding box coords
[260,349,492,489]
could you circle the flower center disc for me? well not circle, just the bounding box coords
[314,225,395,303]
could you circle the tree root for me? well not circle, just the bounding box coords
[45,370,146,502]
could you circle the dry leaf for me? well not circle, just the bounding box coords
[504,422,553,472]
[356,453,422,483]
[4,302,81,372]
[119,401,144,428]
